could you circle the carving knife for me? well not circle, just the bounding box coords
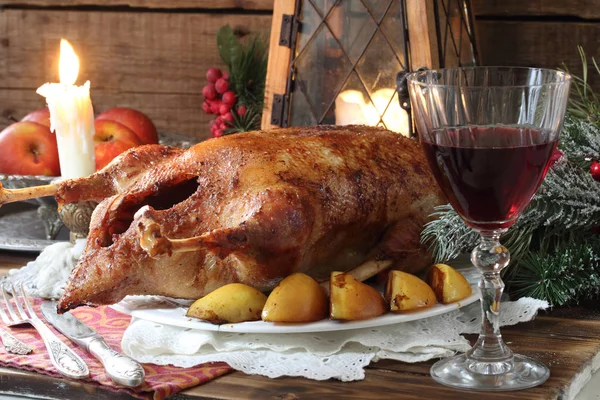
[40,301,145,387]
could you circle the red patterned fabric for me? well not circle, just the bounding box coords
[0,299,232,400]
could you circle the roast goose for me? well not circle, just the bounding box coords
[0,126,444,312]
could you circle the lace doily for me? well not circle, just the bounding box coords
[121,298,548,382]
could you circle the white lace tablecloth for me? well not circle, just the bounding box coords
[5,242,550,383]
[120,298,548,382]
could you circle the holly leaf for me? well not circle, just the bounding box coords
[217,25,242,70]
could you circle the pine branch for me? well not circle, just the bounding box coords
[521,162,600,232]
[511,238,600,306]
[228,34,268,111]
[561,45,600,122]
[420,205,478,263]
[559,115,600,163]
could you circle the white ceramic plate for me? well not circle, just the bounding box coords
[112,283,479,334]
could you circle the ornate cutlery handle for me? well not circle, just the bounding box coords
[31,319,89,379]
[88,338,145,387]
[0,328,32,355]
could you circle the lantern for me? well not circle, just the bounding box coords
[262,0,478,136]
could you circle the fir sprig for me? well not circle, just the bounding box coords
[217,25,268,111]
[511,239,600,306]
[561,46,600,122]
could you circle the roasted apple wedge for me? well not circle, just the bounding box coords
[385,270,437,312]
[329,271,387,321]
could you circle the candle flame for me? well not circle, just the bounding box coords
[59,39,79,86]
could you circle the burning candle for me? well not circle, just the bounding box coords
[335,89,410,137]
[37,39,95,179]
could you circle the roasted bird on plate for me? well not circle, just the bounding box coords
[0,126,444,312]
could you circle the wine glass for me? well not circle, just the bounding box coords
[407,67,571,391]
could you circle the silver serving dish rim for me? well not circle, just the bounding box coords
[0,173,58,183]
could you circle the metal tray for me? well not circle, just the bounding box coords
[0,203,69,252]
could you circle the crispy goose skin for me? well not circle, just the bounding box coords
[57,126,444,312]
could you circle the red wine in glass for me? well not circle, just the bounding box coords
[421,125,558,231]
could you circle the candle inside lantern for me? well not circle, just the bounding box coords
[335,89,410,137]
[37,39,95,179]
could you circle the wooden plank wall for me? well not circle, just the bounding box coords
[0,1,273,141]
[473,0,600,91]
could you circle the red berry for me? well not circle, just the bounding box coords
[215,78,229,94]
[206,68,222,83]
[202,84,217,100]
[210,100,223,114]
[237,105,247,117]
[219,103,231,115]
[591,161,600,181]
[202,101,211,114]
[222,112,234,122]
[222,72,229,81]
[222,91,237,106]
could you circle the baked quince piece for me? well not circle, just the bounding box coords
[385,270,437,312]
[262,273,328,323]
[329,271,386,321]
[426,264,472,304]
[186,283,267,324]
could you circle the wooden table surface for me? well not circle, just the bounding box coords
[0,251,598,400]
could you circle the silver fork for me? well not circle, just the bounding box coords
[0,285,89,379]
[0,318,32,355]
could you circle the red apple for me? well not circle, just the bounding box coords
[96,107,158,145]
[0,121,60,176]
[94,120,143,170]
[21,108,51,128]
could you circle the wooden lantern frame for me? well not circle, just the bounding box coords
[261,0,478,132]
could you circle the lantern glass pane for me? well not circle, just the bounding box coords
[288,0,410,127]
[334,71,374,126]
[326,0,377,64]
[356,29,403,106]
[310,0,338,18]
[436,0,477,67]
[294,23,353,123]
[362,0,393,22]
[380,0,406,69]
[290,83,319,126]
[297,0,322,55]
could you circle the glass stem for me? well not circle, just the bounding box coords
[467,230,513,372]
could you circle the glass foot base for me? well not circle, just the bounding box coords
[430,353,550,391]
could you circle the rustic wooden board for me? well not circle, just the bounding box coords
[476,20,600,90]
[181,316,600,400]
[0,0,275,10]
[0,9,271,141]
[472,0,600,20]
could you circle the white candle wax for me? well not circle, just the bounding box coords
[36,40,96,179]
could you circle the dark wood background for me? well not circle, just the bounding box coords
[0,0,596,141]
[473,0,600,91]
